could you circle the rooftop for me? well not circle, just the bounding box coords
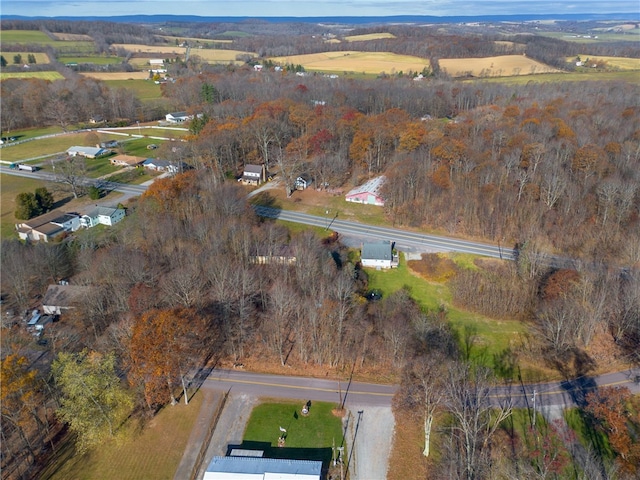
[205,456,322,479]
[346,175,386,197]
[361,240,393,261]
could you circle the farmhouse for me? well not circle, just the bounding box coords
[241,164,266,186]
[16,211,81,243]
[66,146,109,158]
[80,206,126,228]
[42,284,93,316]
[361,240,398,269]
[110,154,145,167]
[204,456,321,480]
[165,111,192,123]
[345,176,386,206]
[295,174,313,190]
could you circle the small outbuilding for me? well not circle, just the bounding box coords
[295,174,313,190]
[42,284,93,316]
[66,146,109,158]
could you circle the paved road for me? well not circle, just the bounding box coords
[206,369,397,407]
[206,368,640,409]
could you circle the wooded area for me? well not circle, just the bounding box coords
[1,17,639,480]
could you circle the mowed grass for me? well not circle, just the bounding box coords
[113,44,255,63]
[40,390,204,480]
[0,71,64,81]
[0,51,50,63]
[439,55,561,77]
[0,29,53,43]
[80,71,150,80]
[0,133,93,162]
[365,254,529,373]
[242,400,342,466]
[0,174,51,237]
[59,56,123,65]
[345,32,397,41]
[269,50,431,75]
[102,79,165,101]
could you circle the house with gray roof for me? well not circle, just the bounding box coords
[203,456,322,480]
[80,206,125,228]
[361,240,398,269]
[66,146,109,158]
[16,210,81,242]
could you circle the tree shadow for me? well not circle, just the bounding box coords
[553,348,597,407]
[226,440,333,473]
[51,195,75,211]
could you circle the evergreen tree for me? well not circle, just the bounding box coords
[34,187,54,213]
[0,55,7,67]
[15,192,40,220]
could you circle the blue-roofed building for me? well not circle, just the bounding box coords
[203,456,322,480]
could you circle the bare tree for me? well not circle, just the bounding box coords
[56,156,87,199]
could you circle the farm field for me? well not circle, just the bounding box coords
[345,32,397,41]
[470,69,640,84]
[51,32,93,41]
[269,50,430,75]
[58,55,123,65]
[0,133,95,162]
[568,54,640,70]
[0,29,53,43]
[101,79,165,101]
[0,71,64,81]
[113,44,256,63]
[439,55,562,77]
[80,71,151,80]
[0,52,50,64]
[157,34,233,44]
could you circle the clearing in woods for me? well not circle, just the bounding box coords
[112,44,256,63]
[439,54,562,77]
[345,32,397,41]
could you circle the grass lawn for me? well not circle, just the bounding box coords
[0,126,65,141]
[242,400,343,467]
[0,30,53,43]
[0,71,65,81]
[58,56,123,65]
[40,390,204,480]
[0,174,51,238]
[564,408,614,463]
[84,157,121,178]
[102,79,165,101]
[107,168,156,185]
[0,133,94,162]
[365,254,530,375]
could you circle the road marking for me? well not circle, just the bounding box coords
[207,376,395,397]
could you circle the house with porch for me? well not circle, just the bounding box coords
[165,112,192,123]
[80,206,126,228]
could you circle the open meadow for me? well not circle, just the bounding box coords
[0,71,64,81]
[79,71,151,80]
[0,51,50,64]
[568,54,640,70]
[439,55,562,77]
[344,32,397,41]
[157,34,233,44]
[269,50,431,75]
[58,55,123,65]
[113,44,256,63]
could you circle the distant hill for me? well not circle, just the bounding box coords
[2,13,639,24]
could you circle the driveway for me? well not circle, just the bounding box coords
[344,406,394,480]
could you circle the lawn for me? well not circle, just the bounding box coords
[0,30,53,43]
[0,133,94,162]
[58,56,123,65]
[242,400,343,467]
[564,408,614,464]
[0,174,52,238]
[84,157,121,178]
[0,71,65,81]
[365,254,530,375]
[102,79,165,101]
[40,390,204,480]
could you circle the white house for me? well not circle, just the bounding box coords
[204,456,321,480]
[142,158,186,174]
[361,240,397,269]
[165,112,192,123]
[345,176,386,206]
[295,174,313,190]
[80,206,126,228]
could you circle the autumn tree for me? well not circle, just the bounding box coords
[128,308,204,408]
[585,386,640,474]
[53,350,133,453]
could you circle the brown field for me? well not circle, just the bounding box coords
[324,38,341,44]
[157,35,233,44]
[439,55,562,77]
[0,51,50,64]
[345,32,397,42]
[269,50,430,74]
[51,32,93,41]
[568,54,640,70]
[113,44,255,63]
[79,71,152,80]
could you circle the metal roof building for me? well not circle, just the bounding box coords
[204,456,322,480]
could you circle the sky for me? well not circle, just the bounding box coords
[3,0,639,18]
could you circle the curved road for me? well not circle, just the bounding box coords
[205,368,640,409]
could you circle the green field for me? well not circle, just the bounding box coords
[0,71,65,81]
[365,254,529,375]
[0,174,51,238]
[40,390,204,480]
[0,133,93,162]
[242,401,343,467]
[58,56,123,65]
[0,29,53,44]
[84,157,121,178]
[541,31,640,43]
[0,51,50,64]
[103,79,165,101]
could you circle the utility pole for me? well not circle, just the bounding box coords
[532,389,537,428]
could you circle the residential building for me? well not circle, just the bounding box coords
[203,456,322,480]
[361,240,398,269]
[16,211,81,242]
[241,164,266,186]
[142,158,186,174]
[295,174,313,190]
[80,206,126,228]
[109,154,145,167]
[165,112,192,123]
[345,176,386,206]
